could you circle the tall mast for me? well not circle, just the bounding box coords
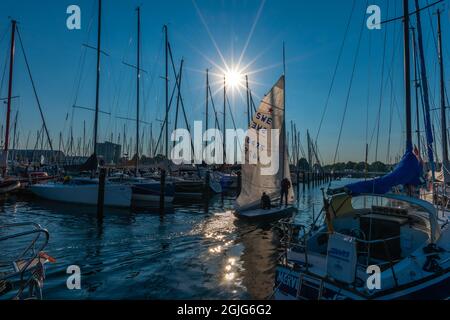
[403,0,412,150]
[411,27,421,155]
[3,20,16,177]
[58,132,62,162]
[135,6,141,174]
[93,0,102,156]
[150,123,153,157]
[414,0,435,179]
[164,25,169,159]
[205,69,209,146]
[282,42,286,179]
[245,75,250,126]
[83,120,86,156]
[437,8,448,179]
[223,75,226,160]
[307,130,312,170]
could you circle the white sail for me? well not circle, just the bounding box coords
[236,75,295,211]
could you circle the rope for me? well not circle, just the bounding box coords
[315,0,357,145]
[16,27,53,151]
[374,0,391,162]
[331,0,368,168]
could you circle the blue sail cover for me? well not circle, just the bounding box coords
[345,146,423,196]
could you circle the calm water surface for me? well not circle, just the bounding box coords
[0,179,351,299]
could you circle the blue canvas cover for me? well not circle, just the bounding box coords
[344,146,423,196]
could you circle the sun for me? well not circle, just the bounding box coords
[225,69,244,89]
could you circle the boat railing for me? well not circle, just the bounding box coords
[278,222,404,289]
[0,222,50,299]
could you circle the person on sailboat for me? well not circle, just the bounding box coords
[261,192,271,210]
[280,178,291,207]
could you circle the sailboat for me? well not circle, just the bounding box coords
[110,8,175,205]
[30,0,132,208]
[235,75,296,219]
[273,0,450,300]
[0,20,21,195]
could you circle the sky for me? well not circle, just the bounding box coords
[0,0,448,165]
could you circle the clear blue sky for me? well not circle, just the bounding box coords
[0,0,448,164]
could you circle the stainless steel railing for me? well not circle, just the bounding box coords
[0,222,50,299]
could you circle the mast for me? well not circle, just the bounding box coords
[3,20,16,177]
[307,130,312,171]
[135,6,141,174]
[223,75,226,161]
[437,8,448,180]
[282,42,286,179]
[403,0,412,150]
[411,27,421,155]
[414,0,435,179]
[4,26,15,147]
[245,75,250,126]
[12,110,18,161]
[83,120,86,156]
[164,25,169,159]
[58,132,62,163]
[93,0,102,156]
[150,123,153,157]
[205,69,209,147]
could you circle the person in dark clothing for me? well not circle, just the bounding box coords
[280,178,291,207]
[261,192,271,210]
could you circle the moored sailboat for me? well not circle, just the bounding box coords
[0,20,21,195]
[235,75,296,220]
[29,0,132,208]
[30,177,131,208]
[272,0,450,300]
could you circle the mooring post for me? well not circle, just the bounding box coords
[296,170,300,197]
[160,169,166,211]
[302,171,306,191]
[97,167,106,219]
[204,171,210,200]
[237,170,242,196]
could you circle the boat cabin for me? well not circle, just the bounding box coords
[284,193,441,297]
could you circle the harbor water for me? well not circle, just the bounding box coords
[0,179,350,300]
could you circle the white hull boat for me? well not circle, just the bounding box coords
[235,76,296,220]
[30,178,132,208]
[274,193,450,300]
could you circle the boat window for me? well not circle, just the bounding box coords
[351,196,426,214]
[351,196,390,210]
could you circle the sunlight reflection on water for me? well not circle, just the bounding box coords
[0,179,352,299]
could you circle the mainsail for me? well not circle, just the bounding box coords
[236,76,295,211]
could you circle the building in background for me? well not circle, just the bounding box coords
[96,142,121,164]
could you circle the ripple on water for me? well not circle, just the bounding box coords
[0,180,352,299]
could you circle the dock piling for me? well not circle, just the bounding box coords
[97,167,106,219]
[160,169,166,212]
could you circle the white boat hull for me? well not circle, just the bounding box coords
[30,183,132,208]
